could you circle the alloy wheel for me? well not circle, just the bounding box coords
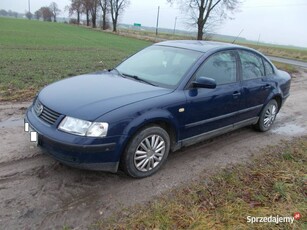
[263,104,277,128]
[134,135,166,172]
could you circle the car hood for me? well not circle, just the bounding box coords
[38,72,172,121]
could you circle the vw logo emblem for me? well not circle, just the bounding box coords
[37,104,43,116]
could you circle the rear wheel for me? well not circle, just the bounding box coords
[121,126,170,178]
[255,99,278,132]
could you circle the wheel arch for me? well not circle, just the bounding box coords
[272,95,282,112]
[264,93,282,112]
[121,111,180,156]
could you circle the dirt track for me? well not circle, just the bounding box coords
[0,70,306,229]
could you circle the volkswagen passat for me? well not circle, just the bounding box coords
[25,40,291,178]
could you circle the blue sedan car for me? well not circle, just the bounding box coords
[25,40,291,178]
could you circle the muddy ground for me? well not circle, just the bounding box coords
[0,70,306,229]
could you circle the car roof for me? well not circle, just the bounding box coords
[155,40,244,53]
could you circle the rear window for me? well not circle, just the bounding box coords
[238,50,265,80]
[263,59,274,76]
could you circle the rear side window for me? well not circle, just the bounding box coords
[263,59,274,76]
[194,51,237,85]
[238,50,265,80]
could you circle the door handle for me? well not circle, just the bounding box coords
[263,84,271,89]
[233,91,241,97]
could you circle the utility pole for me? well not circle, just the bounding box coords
[257,34,261,48]
[27,0,31,20]
[173,17,177,35]
[156,6,160,36]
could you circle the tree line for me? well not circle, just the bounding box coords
[0,9,19,18]
[68,0,240,40]
[25,2,61,22]
[21,0,240,40]
[68,0,129,32]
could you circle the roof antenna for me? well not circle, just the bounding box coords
[232,29,244,44]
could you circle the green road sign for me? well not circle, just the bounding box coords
[133,23,141,27]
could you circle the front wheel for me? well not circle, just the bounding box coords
[121,126,170,178]
[255,99,278,132]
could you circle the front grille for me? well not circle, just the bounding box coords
[33,99,61,125]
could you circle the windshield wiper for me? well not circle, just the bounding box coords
[109,68,124,77]
[122,73,157,87]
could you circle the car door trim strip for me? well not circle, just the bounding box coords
[185,104,263,128]
[181,117,259,147]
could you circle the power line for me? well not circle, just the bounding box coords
[244,3,307,8]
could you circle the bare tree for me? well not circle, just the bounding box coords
[34,10,42,20]
[69,0,83,24]
[82,0,92,26]
[49,2,61,22]
[168,0,240,40]
[0,9,8,17]
[79,0,99,28]
[7,10,17,18]
[89,0,99,28]
[39,7,53,21]
[109,0,130,32]
[25,11,32,20]
[99,0,109,30]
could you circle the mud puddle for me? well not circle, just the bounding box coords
[272,123,306,136]
[0,117,24,128]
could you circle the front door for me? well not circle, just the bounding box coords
[182,50,242,140]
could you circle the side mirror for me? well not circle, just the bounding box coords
[192,76,217,89]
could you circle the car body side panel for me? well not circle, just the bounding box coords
[182,83,243,139]
[99,91,187,151]
[240,78,272,119]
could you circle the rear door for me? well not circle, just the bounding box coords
[182,50,243,139]
[237,50,273,120]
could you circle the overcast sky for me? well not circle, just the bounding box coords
[1,0,307,47]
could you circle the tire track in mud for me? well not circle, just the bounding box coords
[0,155,56,184]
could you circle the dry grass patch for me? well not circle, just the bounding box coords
[96,137,307,230]
[273,62,299,74]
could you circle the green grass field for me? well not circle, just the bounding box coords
[117,28,307,62]
[0,18,151,101]
[240,43,307,62]
[0,17,304,101]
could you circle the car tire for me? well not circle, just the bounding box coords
[255,99,278,132]
[121,126,170,178]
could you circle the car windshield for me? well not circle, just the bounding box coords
[116,46,203,88]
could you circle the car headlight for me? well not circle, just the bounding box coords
[87,122,109,137]
[58,116,108,137]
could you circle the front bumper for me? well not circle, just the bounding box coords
[25,106,124,173]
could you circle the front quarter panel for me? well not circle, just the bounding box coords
[98,91,187,153]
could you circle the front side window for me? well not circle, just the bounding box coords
[116,46,203,88]
[238,50,265,80]
[194,51,237,85]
